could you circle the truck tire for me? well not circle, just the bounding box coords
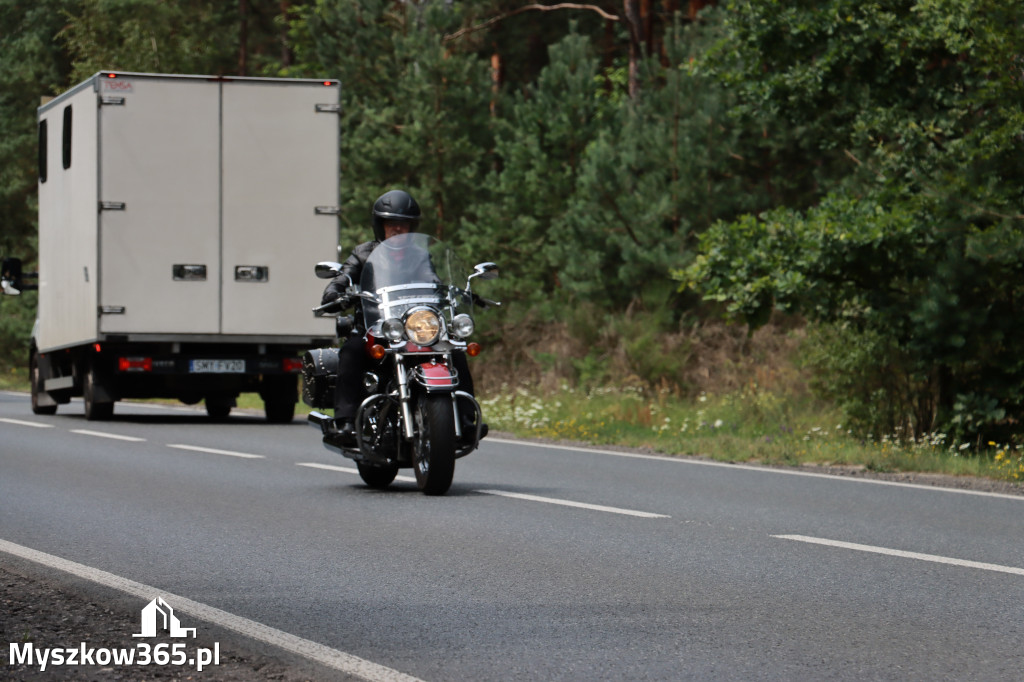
[30,353,57,416]
[262,375,298,423]
[205,398,232,420]
[83,365,114,421]
[264,399,295,424]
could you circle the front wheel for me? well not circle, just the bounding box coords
[412,394,456,495]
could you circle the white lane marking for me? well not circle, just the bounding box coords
[0,538,423,682]
[296,462,416,483]
[120,402,201,413]
[486,438,1024,502]
[296,458,667,518]
[773,534,1024,577]
[0,417,54,428]
[70,429,146,442]
[476,489,670,518]
[168,444,265,459]
[297,463,668,517]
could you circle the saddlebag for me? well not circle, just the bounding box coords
[301,348,339,409]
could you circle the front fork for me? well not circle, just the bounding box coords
[395,361,415,440]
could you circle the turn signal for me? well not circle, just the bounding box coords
[466,342,481,357]
[369,344,387,360]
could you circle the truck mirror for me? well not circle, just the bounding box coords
[1,257,23,295]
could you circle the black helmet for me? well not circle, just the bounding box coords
[372,190,421,241]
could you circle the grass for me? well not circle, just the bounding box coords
[3,363,1021,484]
[479,383,1024,484]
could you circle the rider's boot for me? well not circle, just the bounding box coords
[323,418,357,446]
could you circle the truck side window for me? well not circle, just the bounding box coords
[62,105,72,170]
[38,120,48,183]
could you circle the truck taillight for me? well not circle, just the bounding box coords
[282,357,303,373]
[118,357,152,372]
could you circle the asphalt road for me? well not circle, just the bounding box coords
[2,390,1023,681]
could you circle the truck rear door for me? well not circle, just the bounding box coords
[220,80,339,336]
[98,76,222,334]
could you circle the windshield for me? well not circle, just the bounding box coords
[360,233,468,336]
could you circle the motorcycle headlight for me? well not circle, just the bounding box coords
[452,313,475,339]
[382,318,405,343]
[405,309,441,346]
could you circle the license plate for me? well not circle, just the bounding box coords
[190,359,245,374]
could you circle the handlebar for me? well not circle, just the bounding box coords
[312,296,347,316]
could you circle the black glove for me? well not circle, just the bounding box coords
[319,295,350,313]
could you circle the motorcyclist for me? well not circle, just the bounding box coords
[321,189,482,443]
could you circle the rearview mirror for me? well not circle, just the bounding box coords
[470,262,499,281]
[315,261,343,280]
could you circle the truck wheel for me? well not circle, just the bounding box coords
[30,353,57,416]
[357,462,399,489]
[205,398,232,420]
[83,365,114,421]
[264,399,295,424]
[412,394,456,496]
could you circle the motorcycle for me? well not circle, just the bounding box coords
[304,233,499,495]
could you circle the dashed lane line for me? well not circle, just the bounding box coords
[0,538,423,682]
[167,444,265,460]
[773,534,1024,577]
[70,429,146,442]
[295,461,415,482]
[475,489,671,518]
[295,462,670,518]
[0,417,54,428]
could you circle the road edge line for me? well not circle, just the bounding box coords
[0,538,422,682]
[486,438,1024,502]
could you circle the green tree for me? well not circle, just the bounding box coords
[460,27,607,306]
[0,0,77,256]
[290,0,493,249]
[62,0,299,81]
[682,0,1024,441]
[0,0,80,368]
[556,11,755,309]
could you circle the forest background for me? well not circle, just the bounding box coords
[2,0,1023,470]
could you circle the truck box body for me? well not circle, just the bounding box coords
[32,72,340,420]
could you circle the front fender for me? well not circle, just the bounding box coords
[411,361,459,392]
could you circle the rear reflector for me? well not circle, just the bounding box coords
[118,357,152,372]
[282,357,303,373]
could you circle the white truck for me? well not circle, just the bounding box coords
[19,71,341,421]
